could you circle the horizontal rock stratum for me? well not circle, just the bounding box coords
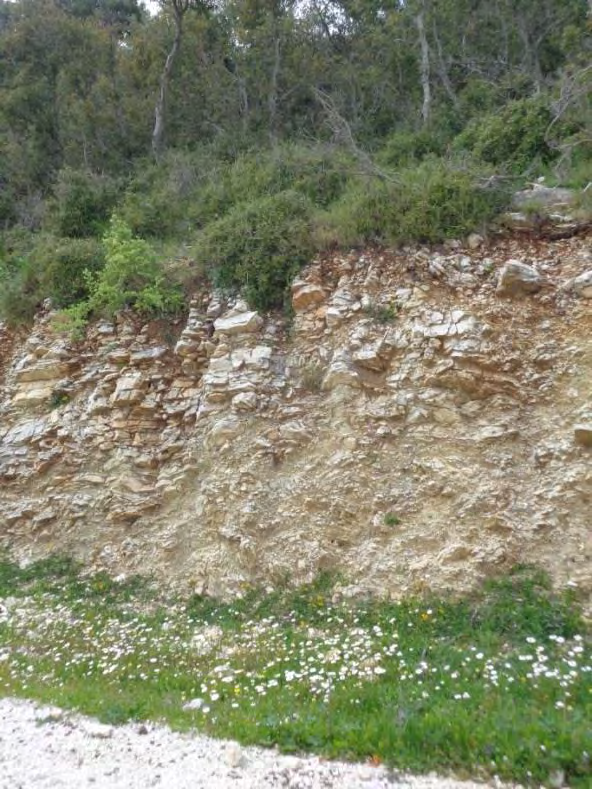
[0,232,591,611]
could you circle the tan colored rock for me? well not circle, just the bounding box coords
[574,424,592,447]
[0,232,591,617]
[291,282,325,312]
[208,418,241,446]
[15,359,70,383]
[232,392,258,412]
[322,352,360,390]
[110,374,146,406]
[12,385,54,406]
[214,311,263,335]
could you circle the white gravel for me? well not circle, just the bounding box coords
[0,698,509,789]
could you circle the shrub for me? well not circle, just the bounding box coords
[364,301,398,324]
[48,168,121,238]
[377,128,447,168]
[121,144,354,239]
[38,237,105,307]
[61,217,183,332]
[120,152,209,238]
[222,145,353,210]
[318,158,509,247]
[193,190,314,311]
[453,97,556,173]
[0,232,105,323]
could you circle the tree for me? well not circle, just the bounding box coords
[151,0,214,158]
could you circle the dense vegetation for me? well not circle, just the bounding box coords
[1,0,591,323]
[0,557,590,786]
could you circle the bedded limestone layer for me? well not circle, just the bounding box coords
[1,232,591,609]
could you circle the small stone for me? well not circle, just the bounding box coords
[574,424,592,447]
[548,768,565,789]
[496,260,545,297]
[232,392,258,412]
[467,232,483,250]
[281,757,302,771]
[82,722,114,739]
[182,698,205,711]
[34,706,63,722]
[571,270,592,299]
[224,742,244,768]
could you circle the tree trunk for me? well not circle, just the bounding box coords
[415,8,431,126]
[268,28,281,146]
[152,2,186,160]
[431,16,459,112]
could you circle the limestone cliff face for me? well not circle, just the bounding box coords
[1,232,591,607]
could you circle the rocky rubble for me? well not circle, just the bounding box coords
[0,231,591,609]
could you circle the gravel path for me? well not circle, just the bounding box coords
[0,698,509,789]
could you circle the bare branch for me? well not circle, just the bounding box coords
[312,88,400,184]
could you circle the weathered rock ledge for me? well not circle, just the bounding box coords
[1,232,591,608]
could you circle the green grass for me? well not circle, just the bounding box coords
[0,558,590,786]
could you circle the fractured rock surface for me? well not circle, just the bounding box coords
[0,232,591,609]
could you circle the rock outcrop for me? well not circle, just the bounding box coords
[0,231,591,610]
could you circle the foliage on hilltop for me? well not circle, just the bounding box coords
[0,0,591,322]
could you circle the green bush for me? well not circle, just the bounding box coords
[377,128,447,168]
[222,145,353,210]
[0,179,16,227]
[0,232,105,323]
[61,217,183,332]
[120,152,210,238]
[453,97,556,173]
[193,190,314,311]
[48,168,121,238]
[318,158,509,247]
[38,237,105,307]
[121,145,354,239]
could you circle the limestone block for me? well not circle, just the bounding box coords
[433,407,461,425]
[208,357,234,373]
[353,343,388,371]
[130,347,167,363]
[15,358,70,383]
[110,373,146,406]
[423,323,455,338]
[279,421,311,442]
[214,311,263,335]
[121,476,155,494]
[2,419,48,445]
[325,307,346,327]
[12,384,54,405]
[175,339,198,357]
[292,282,325,312]
[232,392,258,412]
[245,346,273,368]
[105,349,130,364]
[513,186,575,210]
[208,418,241,446]
[496,260,545,296]
[322,352,360,390]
